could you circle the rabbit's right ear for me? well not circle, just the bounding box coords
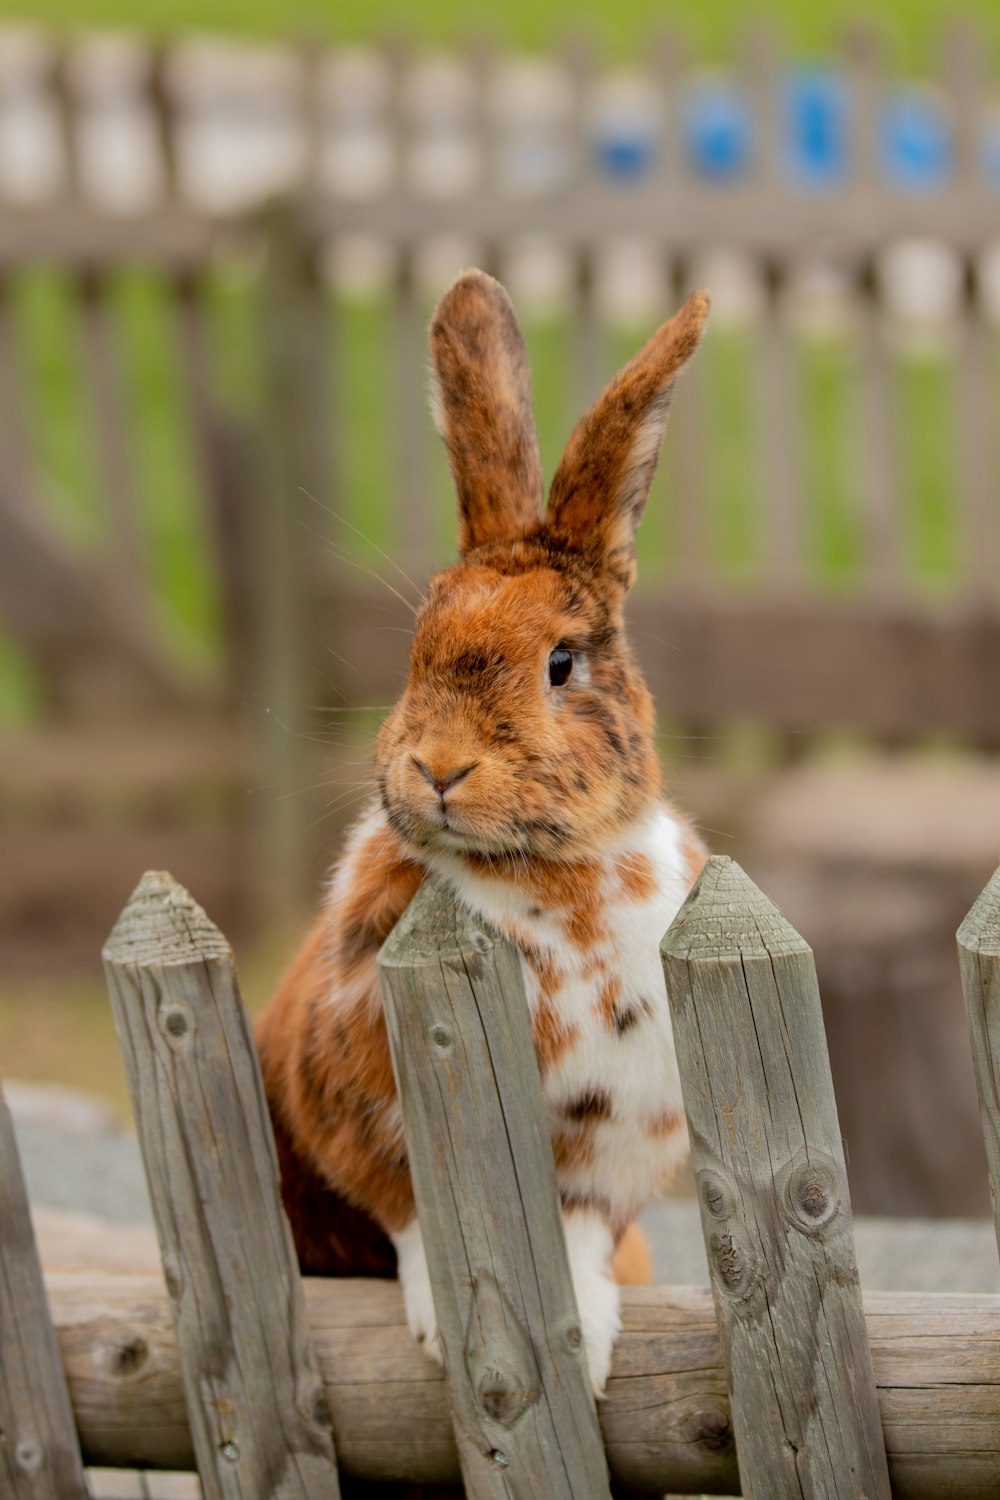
[429,270,543,555]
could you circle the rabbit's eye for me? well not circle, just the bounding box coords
[548,648,573,687]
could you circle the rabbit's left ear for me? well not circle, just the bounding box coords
[546,290,710,586]
[429,270,543,555]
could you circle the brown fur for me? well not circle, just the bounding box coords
[256,822,425,1253]
[257,271,710,1281]
[429,271,543,554]
[682,827,710,885]
[612,1222,654,1286]
[616,850,658,902]
[548,289,711,584]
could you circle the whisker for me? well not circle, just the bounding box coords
[293,514,421,618]
[299,486,428,605]
[321,538,420,618]
[306,789,376,835]
[304,704,393,714]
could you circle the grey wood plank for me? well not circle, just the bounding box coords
[102,870,341,1500]
[957,864,1000,1260]
[0,1084,89,1500]
[754,268,805,591]
[662,855,891,1500]
[255,205,323,913]
[0,275,39,516]
[378,879,613,1500]
[75,269,149,627]
[45,1268,1000,1498]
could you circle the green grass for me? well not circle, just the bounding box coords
[5,0,998,71]
[0,267,983,727]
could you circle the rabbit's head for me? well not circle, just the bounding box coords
[376,270,709,864]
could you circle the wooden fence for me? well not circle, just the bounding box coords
[1,23,999,940]
[2,853,1000,1496]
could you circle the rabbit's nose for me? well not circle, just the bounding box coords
[412,757,477,798]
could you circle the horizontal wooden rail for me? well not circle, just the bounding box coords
[45,1270,1000,1499]
[317,583,1000,745]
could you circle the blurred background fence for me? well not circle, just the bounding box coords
[1,19,999,1216]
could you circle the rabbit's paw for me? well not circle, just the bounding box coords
[564,1207,621,1397]
[392,1219,443,1364]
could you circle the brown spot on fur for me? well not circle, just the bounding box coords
[563,1089,613,1123]
[533,999,580,1070]
[681,825,709,885]
[520,942,564,1000]
[567,904,607,950]
[613,998,652,1037]
[649,1108,685,1137]
[597,973,622,1029]
[553,1127,596,1172]
[616,851,657,903]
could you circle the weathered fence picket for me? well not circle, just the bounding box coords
[662,855,891,1500]
[102,870,342,1500]
[377,878,613,1500]
[0,857,991,1495]
[958,864,1000,1256]
[0,1083,89,1500]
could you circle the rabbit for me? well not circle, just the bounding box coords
[255,269,710,1396]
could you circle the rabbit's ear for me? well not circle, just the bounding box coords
[429,270,543,554]
[546,290,710,585]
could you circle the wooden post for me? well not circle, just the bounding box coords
[958,864,1000,1256]
[102,870,341,1500]
[378,879,613,1500]
[255,201,329,914]
[662,856,891,1500]
[0,1084,89,1499]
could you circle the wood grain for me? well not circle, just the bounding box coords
[0,1084,89,1499]
[102,870,342,1500]
[957,864,1000,1256]
[378,879,613,1500]
[43,1270,1000,1498]
[662,855,891,1500]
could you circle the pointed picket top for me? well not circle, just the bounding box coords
[103,870,231,968]
[958,864,1000,957]
[661,854,810,965]
[378,874,495,969]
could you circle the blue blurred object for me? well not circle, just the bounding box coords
[682,81,754,182]
[783,68,849,189]
[879,93,953,191]
[593,129,657,183]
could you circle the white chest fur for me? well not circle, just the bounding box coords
[427,805,693,1222]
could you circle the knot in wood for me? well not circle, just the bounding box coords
[686,1406,734,1454]
[477,1364,539,1426]
[562,1322,583,1352]
[109,1333,149,1378]
[15,1441,41,1474]
[699,1170,733,1221]
[786,1159,840,1233]
[430,1024,453,1050]
[160,1004,192,1042]
[709,1230,751,1294]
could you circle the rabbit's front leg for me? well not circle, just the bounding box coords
[392,1218,443,1363]
[563,1205,621,1397]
